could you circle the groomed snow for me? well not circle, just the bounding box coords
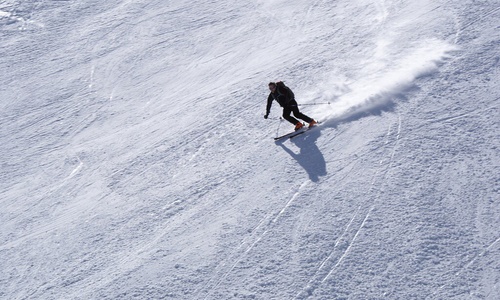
[1,0,499,299]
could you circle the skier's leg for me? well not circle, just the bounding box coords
[291,105,313,123]
[283,107,299,125]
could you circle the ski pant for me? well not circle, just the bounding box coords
[282,100,313,125]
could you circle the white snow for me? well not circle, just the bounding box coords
[1,0,499,299]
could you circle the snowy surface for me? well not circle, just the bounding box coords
[1,0,499,299]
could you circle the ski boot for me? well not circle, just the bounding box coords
[294,122,304,131]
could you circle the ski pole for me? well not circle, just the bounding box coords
[298,102,331,106]
[276,117,283,136]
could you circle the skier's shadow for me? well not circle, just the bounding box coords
[275,129,326,182]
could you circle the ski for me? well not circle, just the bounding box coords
[289,125,315,139]
[274,127,307,140]
[274,121,321,141]
[289,128,309,139]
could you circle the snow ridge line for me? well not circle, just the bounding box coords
[198,180,310,299]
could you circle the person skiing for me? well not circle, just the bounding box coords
[264,81,317,130]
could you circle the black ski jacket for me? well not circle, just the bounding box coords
[266,85,295,115]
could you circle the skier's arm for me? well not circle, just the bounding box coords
[265,94,273,118]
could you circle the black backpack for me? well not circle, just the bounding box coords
[275,81,294,101]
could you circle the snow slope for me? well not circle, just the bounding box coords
[1,0,499,299]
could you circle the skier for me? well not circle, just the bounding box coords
[264,81,317,130]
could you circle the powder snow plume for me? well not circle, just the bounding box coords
[316,39,458,125]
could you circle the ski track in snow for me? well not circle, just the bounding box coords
[198,180,311,299]
[428,236,500,299]
[294,115,404,298]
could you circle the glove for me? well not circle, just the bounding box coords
[264,114,269,119]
